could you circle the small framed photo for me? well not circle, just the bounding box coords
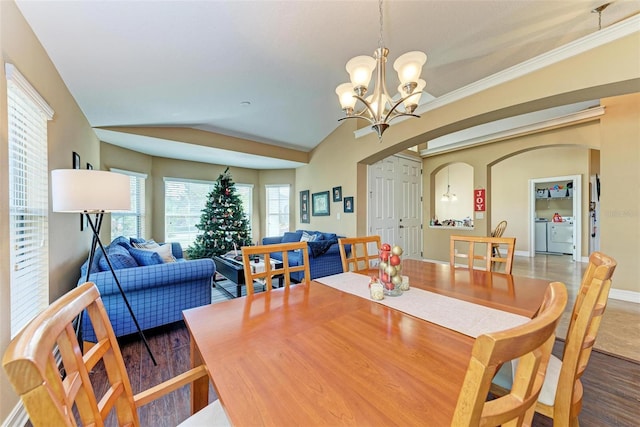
[86,162,93,170]
[72,151,81,169]
[300,190,310,223]
[332,186,342,202]
[312,191,330,216]
[344,196,354,213]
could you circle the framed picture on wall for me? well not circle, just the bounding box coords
[332,186,342,202]
[312,191,330,216]
[300,190,310,223]
[86,162,93,170]
[344,196,354,213]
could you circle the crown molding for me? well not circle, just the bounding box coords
[419,105,605,157]
[354,14,639,140]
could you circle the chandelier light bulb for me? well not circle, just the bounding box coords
[346,55,376,94]
[393,51,427,87]
[336,83,357,112]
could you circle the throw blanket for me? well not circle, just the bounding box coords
[307,239,336,258]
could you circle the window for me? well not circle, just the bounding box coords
[6,64,54,337]
[164,178,215,249]
[110,169,146,240]
[266,184,290,237]
[235,183,253,240]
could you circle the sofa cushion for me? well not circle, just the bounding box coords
[282,231,302,243]
[128,247,164,266]
[308,240,336,258]
[132,239,160,249]
[300,231,321,242]
[144,244,177,263]
[111,235,133,250]
[98,244,139,271]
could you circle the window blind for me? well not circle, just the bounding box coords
[164,177,215,249]
[6,64,54,337]
[110,169,147,240]
[265,184,290,237]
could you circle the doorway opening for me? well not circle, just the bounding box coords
[528,175,581,262]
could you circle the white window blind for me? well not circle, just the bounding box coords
[235,183,254,239]
[110,169,147,240]
[266,184,290,237]
[6,63,54,337]
[164,177,215,249]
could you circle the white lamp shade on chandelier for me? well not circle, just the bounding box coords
[51,169,131,213]
[335,1,428,139]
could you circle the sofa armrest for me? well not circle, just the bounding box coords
[79,258,215,296]
[262,236,283,245]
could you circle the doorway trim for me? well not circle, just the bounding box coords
[528,175,581,261]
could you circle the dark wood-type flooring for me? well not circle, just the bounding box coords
[87,319,639,427]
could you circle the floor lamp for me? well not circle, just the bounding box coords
[51,169,156,365]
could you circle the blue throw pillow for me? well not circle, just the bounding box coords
[128,247,164,266]
[282,231,302,243]
[98,245,138,271]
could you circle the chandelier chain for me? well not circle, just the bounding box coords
[378,0,384,49]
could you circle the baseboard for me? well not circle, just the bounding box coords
[1,402,28,427]
[609,288,640,304]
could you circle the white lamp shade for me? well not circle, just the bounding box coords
[345,55,376,89]
[398,79,426,107]
[393,51,427,86]
[51,169,131,213]
[335,83,357,110]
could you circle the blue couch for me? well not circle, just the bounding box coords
[262,230,348,281]
[78,236,215,342]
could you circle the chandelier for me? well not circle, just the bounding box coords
[335,0,427,140]
[441,166,457,202]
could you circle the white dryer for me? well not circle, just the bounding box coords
[547,222,573,254]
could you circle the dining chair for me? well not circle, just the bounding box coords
[452,281,568,426]
[338,235,381,273]
[450,235,516,273]
[491,251,617,426]
[491,220,508,257]
[241,241,311,295]
[2,281,229,427]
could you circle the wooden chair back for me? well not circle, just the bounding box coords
[452,282,568,426]
[450,235,516,274]
[536,251,617,425]
[2,282,211,426]
[491,220,508,238]
[241,242,311,295]
[338,235,381,273]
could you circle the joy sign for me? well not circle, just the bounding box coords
[474,189,486,212]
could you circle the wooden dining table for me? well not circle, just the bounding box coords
[182,259,551,426]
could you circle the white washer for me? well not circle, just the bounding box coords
[547,222,573,254]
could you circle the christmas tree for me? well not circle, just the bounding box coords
[186,167,252,259]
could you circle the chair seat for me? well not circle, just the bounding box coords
[178,400,231,427]
[493,353,562,406]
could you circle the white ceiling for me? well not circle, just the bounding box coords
[15,0,640,169]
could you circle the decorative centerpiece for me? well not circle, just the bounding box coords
[378,243,404,296]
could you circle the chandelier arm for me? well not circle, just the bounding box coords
[386,112,421,124]
[352,94,379,121]
[338,115,376,126]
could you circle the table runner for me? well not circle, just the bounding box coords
[315,272,529,338]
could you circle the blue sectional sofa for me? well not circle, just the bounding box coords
[78,236,215,342]
[262,230,348,281]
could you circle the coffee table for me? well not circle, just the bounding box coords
[213,255,283,298]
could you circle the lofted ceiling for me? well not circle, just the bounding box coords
[15,0,640,169]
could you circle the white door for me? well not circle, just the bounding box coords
[369,156,423,259]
